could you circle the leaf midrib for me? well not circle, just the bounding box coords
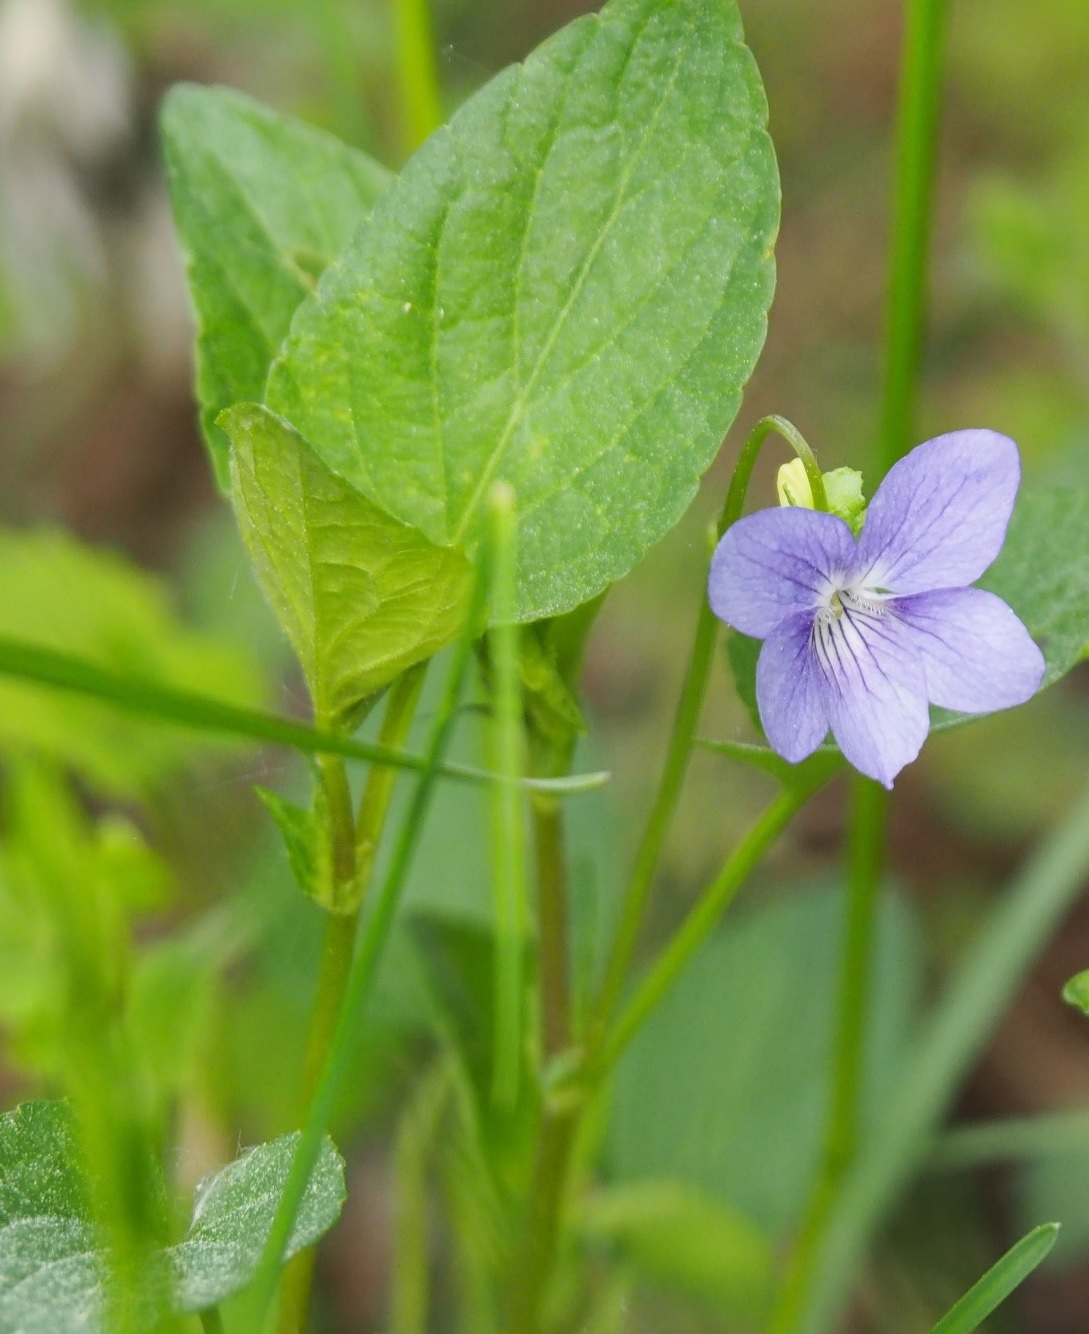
[447,4,696,546]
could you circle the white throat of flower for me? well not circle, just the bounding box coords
[812,583,891,668]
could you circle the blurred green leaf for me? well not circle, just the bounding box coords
[980,486,1089,689]
[929,1223,1059,1334]
[0,529,263,798]
[268,0,779,620]
[223,404,473,724]
[606,881,921,1239]
[0,1099,345,1328]
[0,764,170,1075]
[161,83,392,489]
[1062,969,1089,1016]
[576,1180,774,1321]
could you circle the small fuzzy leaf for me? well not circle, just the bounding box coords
[161,84,392,488]
[0,1100,345,1328]
[267,0,779,620]
[223,403,473,725]
[170,1132,346,1313]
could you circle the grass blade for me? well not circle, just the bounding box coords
[929,1223,1059,1334]
[798,778,1089,1334]
[0,635,607,796]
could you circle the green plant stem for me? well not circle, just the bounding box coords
[279,674,427,1332]
[488,486,529,1106]
[393,0,442,154]
[591,414,825,1038]
[504,787,576,1334]
[355,666,429,884]
[535,794,573,1059]
[721,415,829,525]
[766,774,886,1334]
[200,1310,226,1334]
[240,571,487,1334]
[508,1100,581,1334]
[600,780,822,1072]
[0,634,606,796]
[878,0,949,474]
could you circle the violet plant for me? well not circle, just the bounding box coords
[2,0,1089,1331]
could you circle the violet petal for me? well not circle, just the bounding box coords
[813,606,929,788]
[709,507,856,638]
[756,613,830,763]
[856,430,1020,594]
[894,586,1045,713]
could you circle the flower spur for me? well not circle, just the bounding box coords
[708,429,1045,788]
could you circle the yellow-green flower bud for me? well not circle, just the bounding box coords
[776,458,813,509]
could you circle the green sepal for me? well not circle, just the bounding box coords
[823,466,866,536]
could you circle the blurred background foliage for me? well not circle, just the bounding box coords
[1,0,1088,1329]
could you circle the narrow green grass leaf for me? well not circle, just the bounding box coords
[928,1223,1059,1334]
[0,635,608,796]
[797,780,1089,1334]
[268,0,779,620]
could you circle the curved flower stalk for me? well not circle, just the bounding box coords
[708,430,1045,787]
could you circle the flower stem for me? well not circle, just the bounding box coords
[765,774,886,1334]
[590,415,825,1044]
[769,0,948,1328]
[392,0,442,154]
[599,778,823,1073]
[877,0,949,474]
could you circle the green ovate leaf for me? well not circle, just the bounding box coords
[268,0,779,620]
[161,83,392,488]
[222,403,473,725]
[0,1100,345,1329]
[0,529,263,797]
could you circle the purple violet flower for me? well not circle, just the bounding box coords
[708,430,1045,788]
